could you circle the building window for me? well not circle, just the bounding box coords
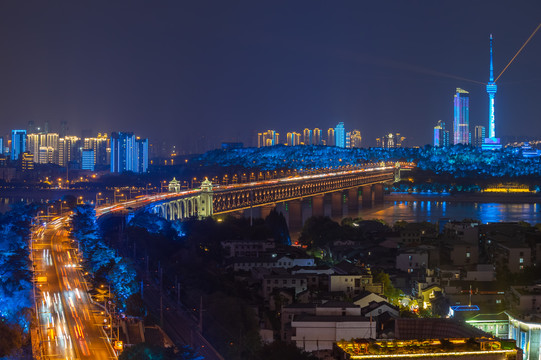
[466,252,471,258]
[520,258,524,264]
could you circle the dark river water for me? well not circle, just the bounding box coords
[355,194,541,225]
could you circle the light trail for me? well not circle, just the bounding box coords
[495,23,541,83]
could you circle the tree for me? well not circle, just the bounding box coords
[373,271,403,305]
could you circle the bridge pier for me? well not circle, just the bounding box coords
[260,204,275,219]
[347,187,359,214]
[288,199,303,231]
[373,183,384,204]
[331,192,343,218]
[311,195,325,218]
[361,185,373,208]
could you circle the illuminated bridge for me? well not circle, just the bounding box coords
[132,163,407,230]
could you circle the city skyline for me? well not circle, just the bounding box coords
[0,2,540,149]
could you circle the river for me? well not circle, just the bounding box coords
[355,193,541,225]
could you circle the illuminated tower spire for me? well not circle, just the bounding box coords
[486,34,497,139]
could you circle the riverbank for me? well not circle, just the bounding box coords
[387,192,541,204]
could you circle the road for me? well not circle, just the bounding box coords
[33,216,117,360]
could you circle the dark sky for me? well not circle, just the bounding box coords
[1,1,540,150]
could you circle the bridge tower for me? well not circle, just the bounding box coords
[198,178,214,219]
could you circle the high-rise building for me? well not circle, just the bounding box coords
[21,152,34,171]
[349,130,362,148]
[84,133,110,167]
[111,132,148,173]
[38,146,54,164]
[135,137,149,173]
[10,130,26,161]
[58,136,81,167]
[474,126,486,147]
[327,128,335,146]
[377,133,405,148]
[335,122,346,148]
[433,120,450,147]
[257,130,279,147]
[312,128,321,145]
[81,149,95,171]
[453,88,470,145]
[0,137,3,155]
[286,132,301,146]
[302,128,312,145]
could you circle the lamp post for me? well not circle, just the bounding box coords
[96,192,102,206]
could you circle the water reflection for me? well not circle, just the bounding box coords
[359,199,541,225]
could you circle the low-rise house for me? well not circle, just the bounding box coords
[510,285,541,313]
[262,274,308,300]
[221,239,275,258]
[352,291,387,309]
[291,315,375,352]
[396,250,428,273]
[361,300,399,318]
[494,242,531,273]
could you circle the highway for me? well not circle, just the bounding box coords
[33,216,116,360]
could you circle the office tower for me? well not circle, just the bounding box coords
[474,126,486,147]
[257,130,279,147]
[327,128,335,146]
[349,130,362,148]
[0,137,3,155]
[303,128,311,145]
[44,121,49,134]
[10,130,26,161]
[286,132,301,146]
[111,132,149,173]
[135,137,149,173]
[433,120,450,147]
[335,122,346,148]
[453,88,470,145]
[312,128,321,145]
[81,149,95,171]
[345,132,351,148]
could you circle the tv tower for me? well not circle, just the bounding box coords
[483,34,502,149]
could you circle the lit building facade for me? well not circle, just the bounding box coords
[474,126,486,147]
[302,128,311,145]
[327,128,335,146]
[257,130,279,147]
[434,120,450,147]
[312,128,321,145]
[10,130,26,161]
[335,122,346,148]
[110,132,148,173]
[349,130,362,148]
[286,132,301,146]
[377,133,405,148]
[84,133,110,167]
[454,88,470,145]
[81,149,95,171]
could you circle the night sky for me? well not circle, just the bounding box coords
[0,1,540,150]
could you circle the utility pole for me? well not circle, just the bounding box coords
[198,296,203,333]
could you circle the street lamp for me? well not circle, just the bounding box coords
[96,192,102,206]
